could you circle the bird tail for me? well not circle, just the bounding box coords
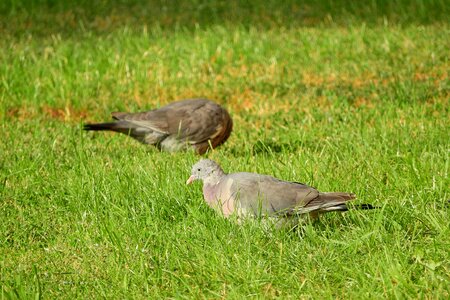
[321,203,378,212]
[309,192,377,212]
[83,122,136,135]
[83,122,119,131]
[83,121,148,143]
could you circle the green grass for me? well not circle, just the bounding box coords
[1,0,449,298]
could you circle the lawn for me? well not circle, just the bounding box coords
[1,0,449,298]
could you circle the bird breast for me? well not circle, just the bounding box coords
[203,178,236,217]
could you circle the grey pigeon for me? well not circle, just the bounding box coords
[84,98,233,154]
[187,159,375,225]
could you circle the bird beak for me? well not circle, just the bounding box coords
[186,175,196,185]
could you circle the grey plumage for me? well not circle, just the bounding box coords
[84,98,233,154]
[187,159,375,225]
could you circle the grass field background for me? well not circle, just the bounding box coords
[1,0,449,298]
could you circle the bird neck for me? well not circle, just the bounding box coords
[203,170,225,186]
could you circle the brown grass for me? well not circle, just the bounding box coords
[6,105,90,122]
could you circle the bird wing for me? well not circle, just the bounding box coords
[224,172,321,216]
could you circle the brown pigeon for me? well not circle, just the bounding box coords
[84,99,233,154]
[187,159,375,226]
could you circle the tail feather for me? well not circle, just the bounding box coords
[84,122,150,143]
[305,192,355,209]
[83,122,120,131]
[309,192,377,213]
[321,192,356,200]
[320,204,348,212]
[83,122,135,135]
[321,203,378,212]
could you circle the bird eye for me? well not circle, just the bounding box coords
[197,168,201,171]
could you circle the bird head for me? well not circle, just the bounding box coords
[186,159,224,185]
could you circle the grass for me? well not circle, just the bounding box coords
[1,0,449,298]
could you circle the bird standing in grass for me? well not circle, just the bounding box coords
[84,98,233,154]
[187,159,376,226]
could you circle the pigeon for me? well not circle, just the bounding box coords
[84,98,233,154]
[187,159,375,226]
